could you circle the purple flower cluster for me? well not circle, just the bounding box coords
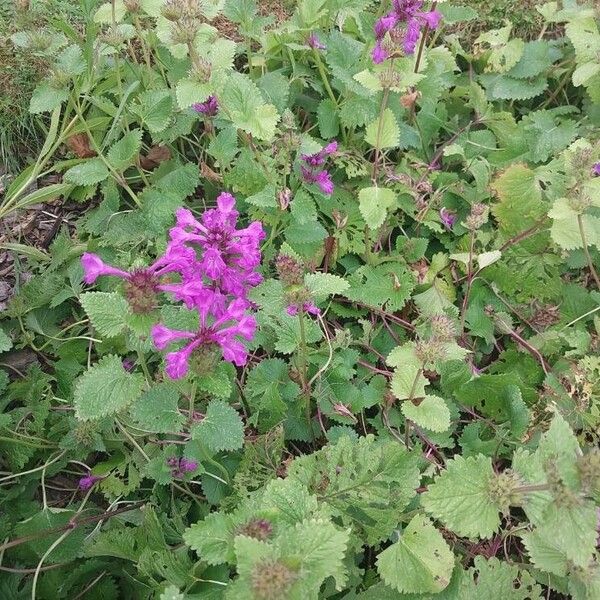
[440,207,457,230]
[300,141,337,195]
[593,163,600,177]
[286,302,320,317]
[193,95,219,117]
[167,456,198,478]
[78,473,103,491]
[373,0,442,63]
[307,33,325,50]
[81,192,264,380]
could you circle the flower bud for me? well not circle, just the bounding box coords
[162,0,186,21]
[465,202,489,230]
[415,338,447,366]
[123,270,159,314]
[429,314,457,342]
[237,518,273,541]
[577,449,600,493]
[251,559,297,600]
[276,255,304,286]
[171,17,199,44]
[400,89,420,109]
[189,342,220,376]
[278,188,292,210]
[124,0,141,12]
[487,470,523,515]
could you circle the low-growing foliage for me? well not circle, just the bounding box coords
[1,0,600,598]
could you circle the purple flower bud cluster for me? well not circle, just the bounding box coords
[593,163,600,177]
[167,456,198,478]
[78,473,103,491]
[286,302,320,317]
[372,0,442,63]
[307,33,326,50]
[192,95,219,117]
[300,141,337,195]
[81,192,264,380]
[439,207,457,230]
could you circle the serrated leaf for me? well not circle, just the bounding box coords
[80,292,130,337]
[196,362,233,399]
[29,84,69,114]
[176,78,211,109]
[459,556,543,599]
[365,109,399,149]
[377,514,454,594]
[64,159,109,186]
[421,454,501,538]
[491,163,544,234]
[130,90,173,133]
[0,326,13,353]
[129,382,185,433]
[359,187,396,229]
[184,511,237,565]
[288,435,421,544]
[74,355,145,420]
[401,395,451,432]
[191,400,244,452]
[222,72,280,141]
[317,98,340,138]
[108,129,142,171]
[480,73,548,101]
[304,272,349,299]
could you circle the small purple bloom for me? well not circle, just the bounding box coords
[593,163,600,176]
[78,474,102,491]
[287,302,321,317]
[179,458,198,473]
[440,207,457,230]
[122,358,135,371]
[300,141,337,195]
[372,0,442,62]
[193,95,218,117]
[307,33,325,50]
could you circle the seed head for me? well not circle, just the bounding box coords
[251,560,297,600]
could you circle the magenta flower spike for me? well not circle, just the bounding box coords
[372,0,442,62]
[300,141,338,196]
[593,163,600,176]
[78,474,103,491]
[193,95,219,117]
[307,33,326,50]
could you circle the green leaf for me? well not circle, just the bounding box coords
[184,511,237,565]
[74,355,145,420]
[401,395,451,432]
[523,109,578,163]
[458,556,543,599]
[108,129,142,170]
[129,382,185,433]
[491,163,544,234]
[359,187,396,229]
[304,273,349,299]
[421,454,501,538]
[317,99,340,138]
[0,326,13,353]
[80,292,130,338]
[345,264,416,312]
[130,90,173,133]
[365,109,399,149]
[191,400,244,452]
[63,159,110,186]
[196,362,234,399]
[437,3,477,23]
[175,78,211,109]
[288,435,421,544]
[377,514,454,594]
[222,72,280,141]
[29,84,68,114]
[480,73,549,101]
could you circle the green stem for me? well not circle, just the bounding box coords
[312,49,338,107]
[188,380,197,424]
[297,310,311,428]
[578,214,600,290]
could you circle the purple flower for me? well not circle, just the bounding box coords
[152,295,257,379]
[440,207,457,230]
[373,0,442,62]
[307,33,325,50]
[193,95,219,117]
[179,458,198,473]
[78,474,102,491]
[593,163,600,177]
[286,302,320,317]
[168,192,265,298]
[300,141,337,195]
